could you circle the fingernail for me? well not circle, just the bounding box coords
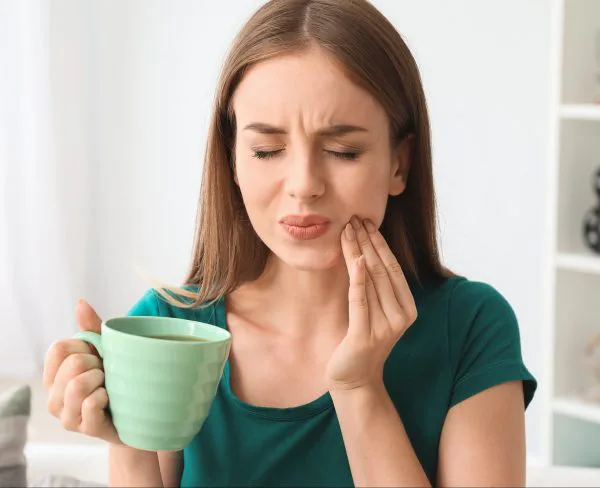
[78,299,86,306]
[345,223,355,240]
[350,216,360,230]
[364,219,377,233]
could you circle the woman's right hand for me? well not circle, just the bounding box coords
[43,300,123,446]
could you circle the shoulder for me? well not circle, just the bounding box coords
[422,275,537,407]
[126,286,224,328]
[414,275,515,328]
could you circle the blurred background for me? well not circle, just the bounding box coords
[1,0,600,485]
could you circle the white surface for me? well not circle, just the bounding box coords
[560,104,600,120]
[555,253,600,275]
[25,443,109,486]
[527,465,600,487]
[553,397,600,425]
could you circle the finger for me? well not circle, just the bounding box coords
[80,387,117,441]
[347,255,369,338]
[365,222,418,326]
[61,368,105,432]
[341,222,362,274]
[76,300,102,333]
[43,339,99,390]
[353,217,404,328]
[48,352,103,417]
[76,300,103,357]
[364,266,388,335]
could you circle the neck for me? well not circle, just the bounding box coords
[230,254,350,339]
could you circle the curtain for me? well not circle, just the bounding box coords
[0,0,89,378]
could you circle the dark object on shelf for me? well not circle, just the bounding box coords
[583,168,600,254]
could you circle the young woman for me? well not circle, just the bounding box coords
[43,0,537,486]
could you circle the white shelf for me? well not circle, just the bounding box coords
[555,252,600,275]
[553,396,600,425]
[560,104,600,121]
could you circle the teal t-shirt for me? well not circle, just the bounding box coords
[127,275,537,487]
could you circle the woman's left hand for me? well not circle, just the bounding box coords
[325,216,418,392]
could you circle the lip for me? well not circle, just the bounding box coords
[279,214,331,241]
[279,214,330,227]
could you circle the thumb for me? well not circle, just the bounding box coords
[76,299,102,333]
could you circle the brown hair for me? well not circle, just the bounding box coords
[156,0,452,308]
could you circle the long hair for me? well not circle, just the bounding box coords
[156,0,452,308]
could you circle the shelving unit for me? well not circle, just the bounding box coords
[553,396,600,425]
[544,0,600,468]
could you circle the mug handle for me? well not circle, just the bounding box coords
[74,331,104,358]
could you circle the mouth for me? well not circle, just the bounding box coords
[279,214,331,241]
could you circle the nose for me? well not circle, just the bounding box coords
[284,150,325,202]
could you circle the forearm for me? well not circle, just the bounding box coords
[109,445,164,488]
[331,381,431,488]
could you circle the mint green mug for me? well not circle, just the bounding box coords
[74,316,231,451]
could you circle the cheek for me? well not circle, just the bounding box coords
[340,166,390,222]
[235,158,275,222]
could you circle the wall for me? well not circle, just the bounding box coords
[54,0,551,459]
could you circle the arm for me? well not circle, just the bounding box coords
[331,382,431,488]
[108,446,183,488]
[437,381,526,487]
[109,446,163,487]
[158,450,184,488]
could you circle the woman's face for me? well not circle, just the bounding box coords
[232,47,409,271]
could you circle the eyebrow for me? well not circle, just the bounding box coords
[243,123,369,136]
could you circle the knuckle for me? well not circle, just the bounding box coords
[390,313,407,331]
[51,340,71,359]
[66,353,90,376]
[349,249,362,261]
[66,377,88,400]
[60,412,79,432]
[370,263,388,277]
[46,396,61,417]
[408,307,418,323]
[83,391,105,413]
[387,261,402,274]
[357,235,371,248]
[350,297,368,309]
[80,422,99,437]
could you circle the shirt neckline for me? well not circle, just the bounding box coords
[213,295,334,421]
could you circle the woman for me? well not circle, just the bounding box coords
[43,0,537,486]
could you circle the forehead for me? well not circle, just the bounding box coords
[232,47,388,130]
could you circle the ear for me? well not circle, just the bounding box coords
[388,133,414,196]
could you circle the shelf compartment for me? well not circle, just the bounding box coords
[561,0,600,104]
[553,413,600,467]
[553,270,600,398]
[557,120,600,255]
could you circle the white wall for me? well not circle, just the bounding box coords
[52,0,551,459]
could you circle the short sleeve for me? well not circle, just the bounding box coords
[126,289,161,317]
[448,280,537,409]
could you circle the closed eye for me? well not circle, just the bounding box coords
[327,150,360,161]
[253,150,283,160]
[252,149,360,161]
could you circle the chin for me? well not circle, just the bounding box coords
[274,245,342,272]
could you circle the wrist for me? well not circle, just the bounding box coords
[329,379,387,403]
